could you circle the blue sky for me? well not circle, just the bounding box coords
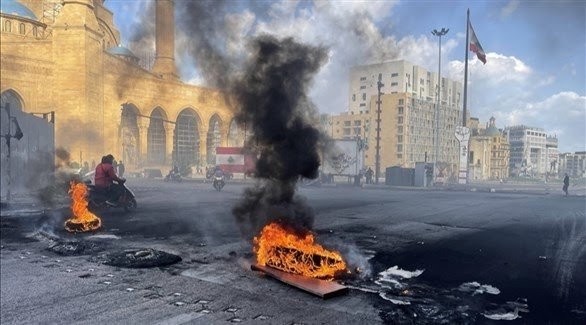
[104,0,585,152]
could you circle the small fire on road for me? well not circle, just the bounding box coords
[64,181,102,232]
[254,222,347,280]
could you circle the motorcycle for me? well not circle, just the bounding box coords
[164,171,182,182]
[213,175,225,191]
[86,180,137,212]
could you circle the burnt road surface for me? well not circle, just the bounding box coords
[1,179,585,324]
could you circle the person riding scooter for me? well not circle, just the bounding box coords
[94,154,126,205]
[212,166,225,191]
[165,165,181,182]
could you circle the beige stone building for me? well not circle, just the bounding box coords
[1,0,240,172]
[468,117,510,180]
[332,92,461,180]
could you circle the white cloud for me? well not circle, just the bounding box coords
[499,92,585,152]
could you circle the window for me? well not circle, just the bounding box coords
[4,20,11,32]
[398,99,404,105]
[359,103,366,107]
[354,128,361,134]
[420,78,424,84]
[19,23,25,34]
[362,93,366,100]
[32,26,37,37]
[352,94,356,101]
[469,151,474,163]
[354,120,361,126]
[344,121,351,126]
[360,77,367,81]
[343,128,351,135]
[398,107,404,114]
[391,73,398,77]
[398,117,404,124]
[398,135,403,142]
[360,85,366,89]
[390,82,398,86]
[397,145,403,152]
[397,154,403,159]
[398,126,403,133]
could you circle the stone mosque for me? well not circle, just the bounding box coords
[0,0,241,172]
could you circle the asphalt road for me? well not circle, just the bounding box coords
[1,179,585,324]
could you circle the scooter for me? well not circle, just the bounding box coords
[86,180,137,212]
[164,171,182,182]
[213,175,225,191]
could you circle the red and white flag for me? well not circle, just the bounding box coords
[469,21,486,64]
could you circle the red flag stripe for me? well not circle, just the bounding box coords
[468,21,487,64]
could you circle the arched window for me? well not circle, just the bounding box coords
[19,23,25,34]
[32,26,37,37]
[4,20,12,33]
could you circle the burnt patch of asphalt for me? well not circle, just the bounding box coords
[90,248,182,268]
[356,222,586,324]
[28,230,107,256]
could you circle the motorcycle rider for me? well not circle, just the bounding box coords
[213,166,225,189]
[94,154,125,205]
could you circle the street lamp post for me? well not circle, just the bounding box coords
[431,27,449,185]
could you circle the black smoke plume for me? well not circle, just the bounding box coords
[231,36,328,237]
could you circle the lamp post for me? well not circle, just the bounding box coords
[431,27,449,185]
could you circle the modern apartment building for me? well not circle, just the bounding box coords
[559,152,586,178]
[348,60,462,115]
[332,91,461,181]
[504,125,549,176]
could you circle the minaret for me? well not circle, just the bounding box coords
[152,0,179,79]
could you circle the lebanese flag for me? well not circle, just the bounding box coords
[469,21,486,64]
[216,147,245,173]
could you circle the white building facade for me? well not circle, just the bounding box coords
[559,152,586,178]
[504,125,549,176]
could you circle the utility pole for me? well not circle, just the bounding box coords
[375,74,384,184]
[431,27,449,185]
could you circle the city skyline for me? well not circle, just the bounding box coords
[105,0,585,153]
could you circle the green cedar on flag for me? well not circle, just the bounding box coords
[469,20,486,64]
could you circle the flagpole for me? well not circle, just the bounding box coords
[463,8,470,127]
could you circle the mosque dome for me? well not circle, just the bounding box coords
[485,117,501,137]
[0,0,38,21]
[486,125,500,137]
[107,45,138,59]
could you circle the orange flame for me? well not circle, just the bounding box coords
[64,181,102,232]
[254,222,347,280]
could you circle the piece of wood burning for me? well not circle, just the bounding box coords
[251,264,348,299]
[263,246,347,279]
